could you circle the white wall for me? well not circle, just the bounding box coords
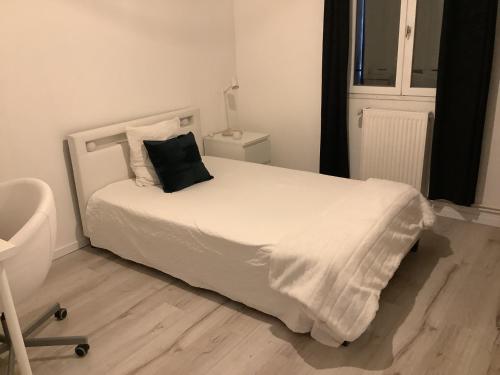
[232,0,437,177]
[0,0,236,253]
[233,0,324,172]
[234,1,500,213]
[476,9,500,210]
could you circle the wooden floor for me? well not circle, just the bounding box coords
[3,217,500,374]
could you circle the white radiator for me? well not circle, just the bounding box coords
[360,108,431,192]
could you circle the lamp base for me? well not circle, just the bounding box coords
[221,128,234,137]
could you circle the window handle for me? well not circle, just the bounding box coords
[406,25,413,39]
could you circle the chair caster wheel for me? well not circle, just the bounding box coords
[54,308,68,321]
[75,344,90,357]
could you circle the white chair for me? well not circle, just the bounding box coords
[0,178,89,374]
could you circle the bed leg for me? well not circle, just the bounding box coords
[342,341,350,347]
[410,240,420,253]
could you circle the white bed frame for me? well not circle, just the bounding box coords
[67,107,202,236]
[67,107,425,348]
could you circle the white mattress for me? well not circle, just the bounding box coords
[86,156,428,345]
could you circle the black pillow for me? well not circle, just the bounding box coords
[144,132,213,193]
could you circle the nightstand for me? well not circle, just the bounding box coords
[204,132,271,164]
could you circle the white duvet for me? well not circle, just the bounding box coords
[86,156,434,347]
[268,178,434,345]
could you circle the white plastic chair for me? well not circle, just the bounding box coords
[0,178,89,374]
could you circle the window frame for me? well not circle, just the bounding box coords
[401,0,437,97]
[349,0,438,98]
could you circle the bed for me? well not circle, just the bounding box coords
[68,107,434,347]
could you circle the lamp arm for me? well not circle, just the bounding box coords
[224,91,231,131]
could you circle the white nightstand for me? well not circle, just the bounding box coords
[204,132,271,164]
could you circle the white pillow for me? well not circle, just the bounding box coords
[126,118,180,187]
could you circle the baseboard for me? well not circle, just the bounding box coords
[54,239,89,259]
[433,201,500,228]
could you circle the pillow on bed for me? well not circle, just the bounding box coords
[126,118,180,187]
[144,132,213,193]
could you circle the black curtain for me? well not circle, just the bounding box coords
[320,0,350,178]
[429,0,498,206]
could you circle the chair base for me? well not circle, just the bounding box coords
[0,303,89,375]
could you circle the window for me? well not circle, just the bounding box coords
[350,0,444,97]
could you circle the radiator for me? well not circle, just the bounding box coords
[360,108,431,192]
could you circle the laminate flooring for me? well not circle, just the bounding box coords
[4,217,499,374]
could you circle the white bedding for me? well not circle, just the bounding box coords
[268,179,434,345]
[86,156,433,346]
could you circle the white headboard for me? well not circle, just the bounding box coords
[67,107,202,236]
